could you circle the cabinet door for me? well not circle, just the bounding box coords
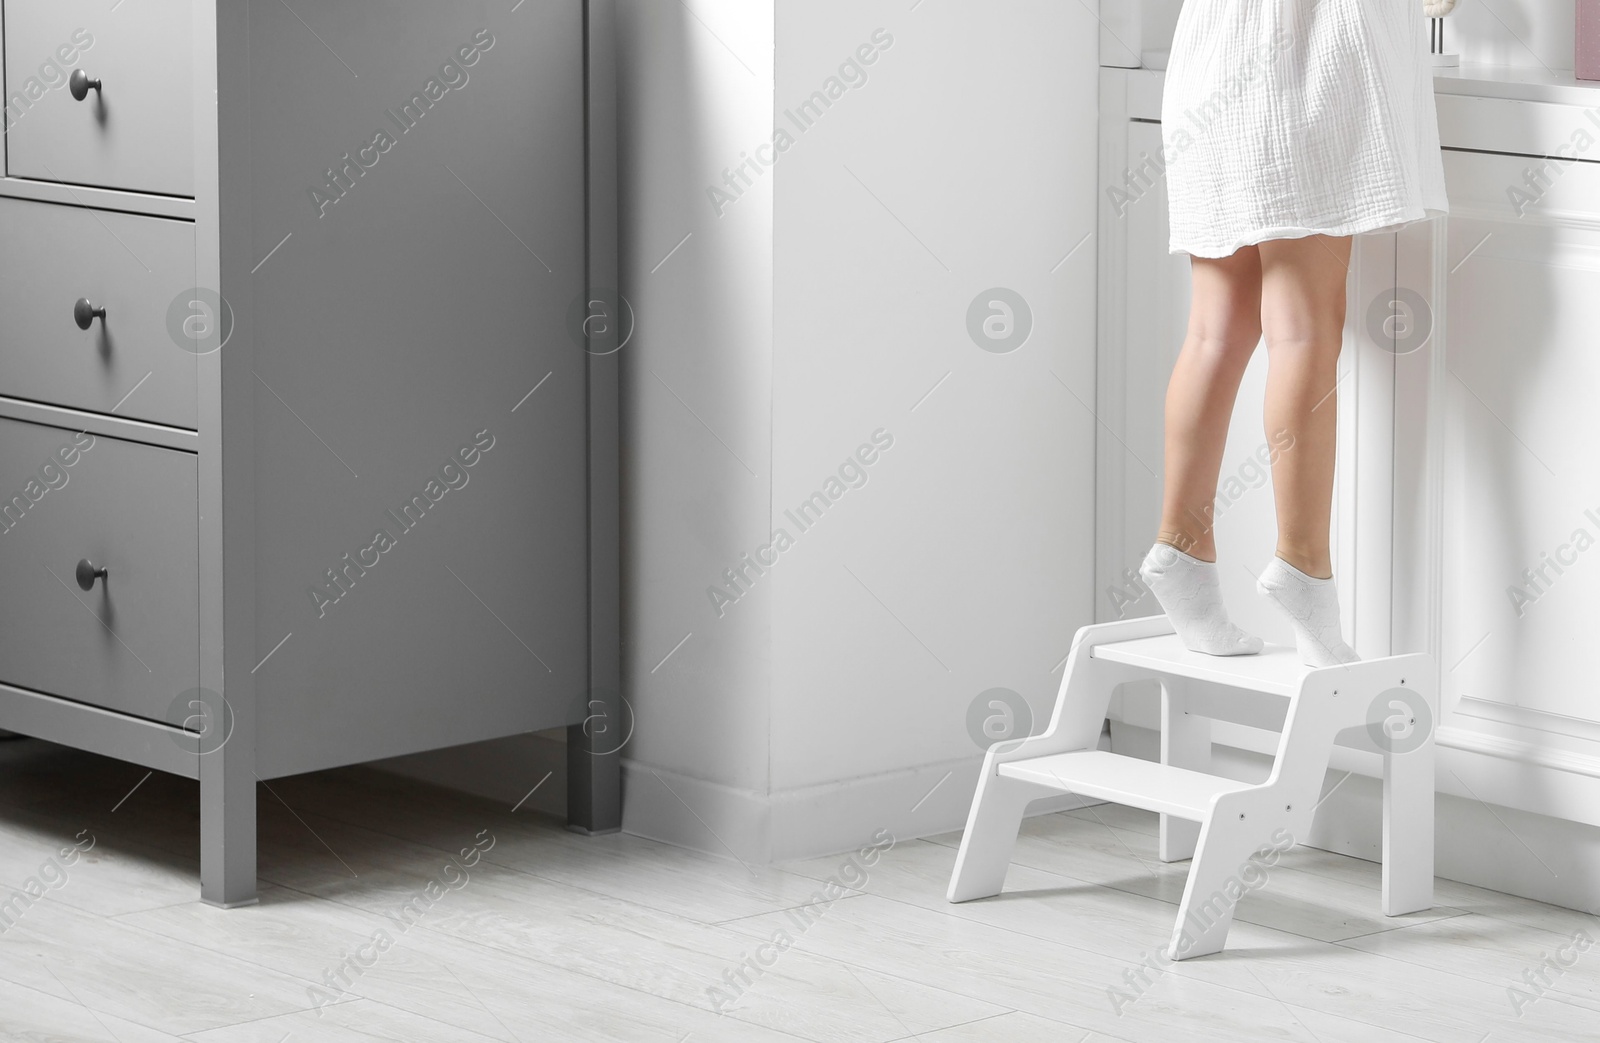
[1425,151,1600,726]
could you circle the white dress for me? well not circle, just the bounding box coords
[1161,0,1449,258]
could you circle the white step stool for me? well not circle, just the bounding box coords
[947,614,1437,960]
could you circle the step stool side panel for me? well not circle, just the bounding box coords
[1168,788,1288,960]
[1039,617,1178,754]
[1169,664,1401,960]
[1267,658,1438,916]
[1261,665,1396,839]
[947,617,1175,905]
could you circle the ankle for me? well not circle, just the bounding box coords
[1157,532,1214,563]
[1256,557,1358,664]
[1273,547,1330,580]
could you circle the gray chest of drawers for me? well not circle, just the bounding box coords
[0,0,620,906]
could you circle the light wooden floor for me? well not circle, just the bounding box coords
[0,739,1596,1043]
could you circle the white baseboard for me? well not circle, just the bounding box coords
[620,754,1095,865]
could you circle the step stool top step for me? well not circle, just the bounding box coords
[997,750,1255,821]
[1091,632,1308,695]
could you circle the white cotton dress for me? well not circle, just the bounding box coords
[1161,0,1449,258]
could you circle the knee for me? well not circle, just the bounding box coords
[1261,294,1347,360]
[1261,328,1344,364]
[1187,326,1262,370]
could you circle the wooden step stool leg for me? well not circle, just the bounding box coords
[1167,801,1277,960]
[1381,684,1436,916]
[948,773,1042,903]
[1160,678,1209,863]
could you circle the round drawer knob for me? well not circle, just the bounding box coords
[69,70,102,102]
[75,559,108,591]
[73,298,106,331]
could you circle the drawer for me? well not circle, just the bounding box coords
[1443,148,1600,219]
[0,416,198,723]
[0,197,199,429]
[3,0,194,196]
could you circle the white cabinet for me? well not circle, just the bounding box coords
[1391,124,1600,830]
[1431,151,1600,723]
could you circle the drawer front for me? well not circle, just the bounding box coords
[0,197,198,429]
[0,416,198,723]
[4,0,194,196]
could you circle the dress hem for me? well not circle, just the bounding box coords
[1168,204,1449,258]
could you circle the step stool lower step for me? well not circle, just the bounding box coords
[997,750,1256,821]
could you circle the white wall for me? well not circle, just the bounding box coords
[763,0,1098,858]
[611,0,778,850]
[615,0,1100,862]
[381,1,1102,864]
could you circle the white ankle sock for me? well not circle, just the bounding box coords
[1255,556,1359,667]
[1139,543,1263,656]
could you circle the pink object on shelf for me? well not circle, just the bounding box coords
[1580,0,1600,81]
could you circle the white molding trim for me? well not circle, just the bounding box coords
[1438,727,1600,783]
[1425,208,1450,753]
[1453,695,1600,744]
[1095,66,1134,624]
[1344,233,1397,658]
